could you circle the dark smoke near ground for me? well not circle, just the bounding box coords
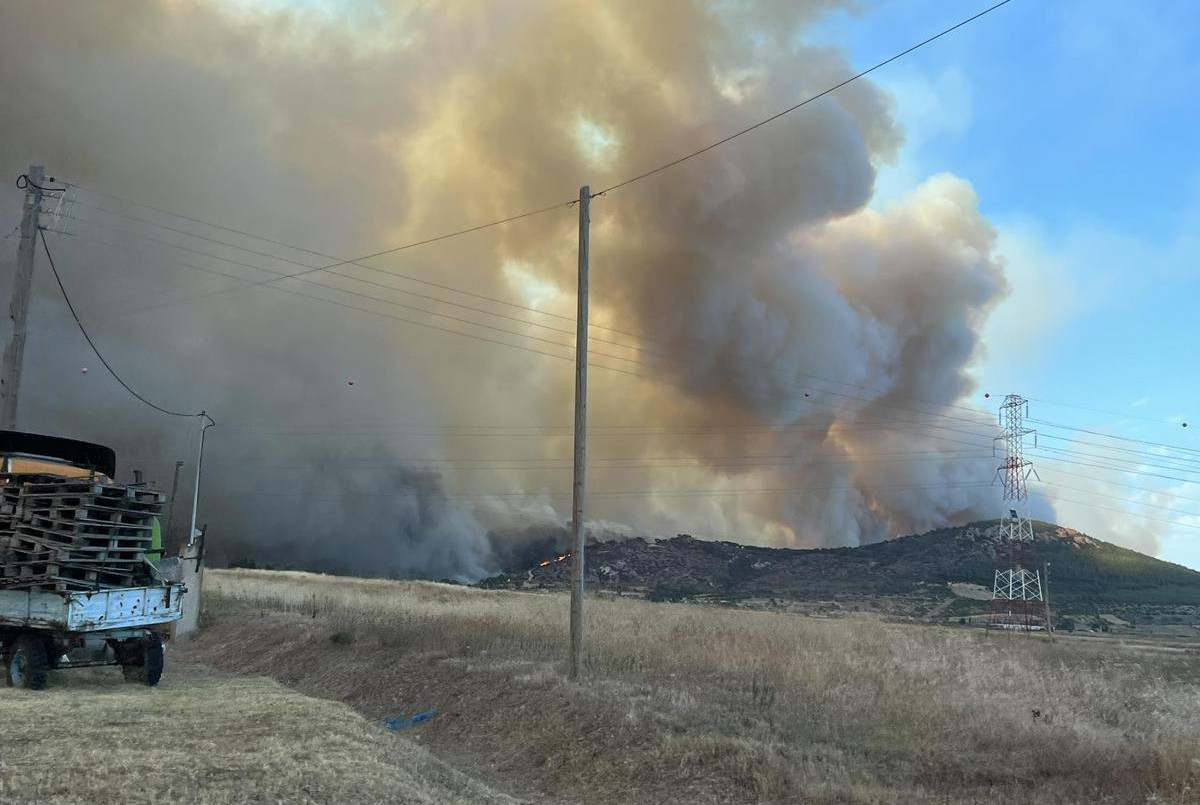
[0,0,1039,580]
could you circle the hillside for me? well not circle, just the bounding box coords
[191,569,1200,804]
[482,521,1200,626]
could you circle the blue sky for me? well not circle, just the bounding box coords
[812,0,1200,567]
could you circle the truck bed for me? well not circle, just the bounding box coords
[0,584,184,632]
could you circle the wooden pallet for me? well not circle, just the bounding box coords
[18,480,164,504]
[18,513,151,537]
[28,504,157,526]
[5,538,148,565]
[0,557,147,587]
[1,477,165,591]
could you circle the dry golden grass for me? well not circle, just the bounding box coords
[0,661,517,805]
[192,569,1200,805]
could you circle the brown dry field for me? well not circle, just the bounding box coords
[175,569,1200,805]
[0,661,516,804]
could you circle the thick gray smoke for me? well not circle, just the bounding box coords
[0,0,1023,579]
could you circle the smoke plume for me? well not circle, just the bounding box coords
[0,0,1020,579]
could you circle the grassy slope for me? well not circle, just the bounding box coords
[0,663,516,805]
[186,569,1200,805]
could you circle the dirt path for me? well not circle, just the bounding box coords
[0,660,519,805]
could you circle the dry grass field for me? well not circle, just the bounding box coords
[0,661,516,805]
[188,569,1200,805]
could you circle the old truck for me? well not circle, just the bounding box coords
[0,431,185,689]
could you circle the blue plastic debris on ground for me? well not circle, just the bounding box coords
[384,711,437,731]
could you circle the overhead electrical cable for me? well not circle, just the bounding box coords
[1028,397,1188,428]
[61,209,1000,427]
[69,196,650,338]
[1036,468,1200,506]
[1034,432,1200,470]
[1032,454,1200,487]
[47,221,1003,435]
[38,230,206,420]
[1029,418,1200,457]
[221,480,994,501]
[193,453,994,472]
[1031,444,1200,478]
[48,0,1017,426]
[1033,481,1200,519]
[590,0,1015,196]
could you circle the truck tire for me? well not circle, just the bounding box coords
[120,633,164,687]
[44,637,63,670]
[6,634,49,690]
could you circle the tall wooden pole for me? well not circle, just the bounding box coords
[569,186,590,679]
[1,165,45,430]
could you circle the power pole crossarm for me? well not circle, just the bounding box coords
[1,165,46,430]
[569,186,590,679]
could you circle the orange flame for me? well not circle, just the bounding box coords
[537,554,570,568]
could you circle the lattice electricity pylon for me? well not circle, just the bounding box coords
[988,395,1046,632]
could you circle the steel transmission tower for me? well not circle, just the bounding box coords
[989,394,1045,631]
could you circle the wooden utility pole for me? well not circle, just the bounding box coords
[568,185,590,679]
[1,165,46,430]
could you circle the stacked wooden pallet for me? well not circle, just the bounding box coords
[0,478,165,592]
[0,474,58,560]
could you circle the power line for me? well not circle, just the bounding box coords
[591,0,1016,196]
[206,480,993,501]
[49,219,1003,435]
[1028,397,1188,428]
[218,421,984,435]
[263,283,648,379]
[38,229,203,419]
[64,205,324,273]
[45,2,1016,430]
[1030,418,1200,457]
[1033,453,1200,487]
[62,209,1001,427]
[1035,432,1200,470]
[46,223,624,363]
[1036,467,1200,507]
[1034,481,1200,520]
[1036,493,1200,531]
[38,227,646,376]
[1032,444,1200,478]
[65,183,577,312]
[70,195,650,340]
[64,185,340,257]
[193,453,993,471]
[59,1,1017,290]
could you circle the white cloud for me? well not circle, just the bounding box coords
[971,217,1082,373]
[870,66,973,207]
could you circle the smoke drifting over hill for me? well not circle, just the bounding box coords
[0,0,1023,580]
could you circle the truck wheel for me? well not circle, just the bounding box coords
[44,637,63,670]
[120,633,164,687]
[7,634,49,690]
